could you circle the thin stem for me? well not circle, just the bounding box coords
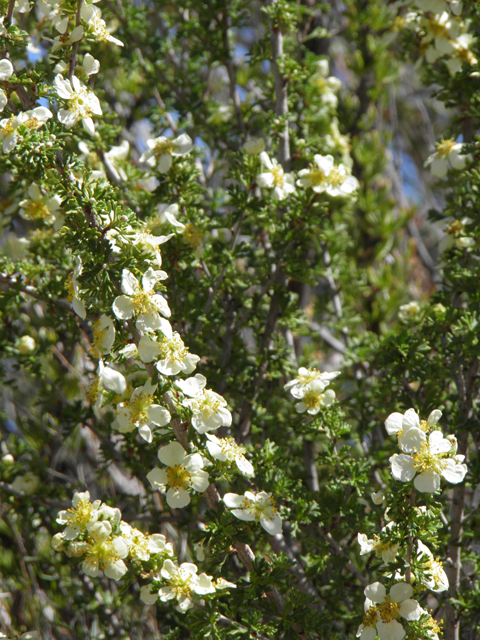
[68,0,84,82]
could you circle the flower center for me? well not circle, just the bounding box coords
[271,164,285,186]
[445,219,465,235]
[427,16,449,39]
[435,139,456,158]
[159,334,188,363]
[133,290,154,315]
[0,118,15,136]
[377,600,400,623]
[22,201,52,221]
[153,139,175,156]
[69,90,93,118]
[219,437,246,462]
[129,391,153,425]
[362,606,378,627]
[166,465,191,489]
[66,499,95,528]
[327,166,345,186]
[413,441,446,473]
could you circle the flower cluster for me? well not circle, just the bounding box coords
[403,2,477,76]
[53,492,172,580]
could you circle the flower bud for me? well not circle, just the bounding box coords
[313,59,329,77]
[371,490,385,505]
[2,453,14,465]
[16,335,36,354]
[243,138,265,155]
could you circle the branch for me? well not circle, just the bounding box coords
[221,1,245,134]
[270,18,289,167]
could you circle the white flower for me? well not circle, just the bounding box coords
[97,359,126,394]
[384,408,441,452]
[19,184,62,225]
[116,378,171,443]
[285,367,340,399]
[140,134,193,171]
[0,115,21,153]
[223,491,282,535]
[91,314,115,356]
[159,559,216,612]
[205,433,254,476]
[297,154,358,197]
[112,268,171,332]
[357,523,399,564]
[19,106,53,130]
[56,491,101,540]
[424,139,470,178]
[357,582,422,640]
[51,21,84,53]
[398,301,420,322]
[0,60,13,113]
[147,442,209,508]
[80,53,100,76]
[140,584,159,605]
[81,4,124,46]
[416,540,449,592]
[294,380,336,414]
[158,203,186,231]
[256,152,296,200]
[176,374,232,433]
[138,333,200,376]
[55,74,102,135]
[81,521,128,580]
[390,430,467,493]
[446,34,477,75]
[214,577,236,590]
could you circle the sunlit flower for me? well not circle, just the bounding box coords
[176,374,232,433]
[416,540,449,592]
[81,521,129,580]
[91,314,115,357]
[112,268,171,332]
[285,367,340,399]
[116,378,171,443]
[0,115,21,153]
[138,333,200,376]
[223,491,282,535]
[384,408,442,452]
[0,59,14,113]
[357,582,422,640]
[297,154,358,197]
[147,442,209,508]
[55,74,102,135]
[205,433,254,476]
[357,523,399,564]
[51,18,83,52]
[56,491,101,540]
[140,134,193,171]
[256,152,296,200]
[446,34,478,75]
[19,184,62,225]
[159,559,216,612]
[390,430,467,492]
[81,4,124,46]
[424,139,470,178]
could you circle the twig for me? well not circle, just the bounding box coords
[321,530,369,586]
[221,1,245,134]
[68,0,84,82]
